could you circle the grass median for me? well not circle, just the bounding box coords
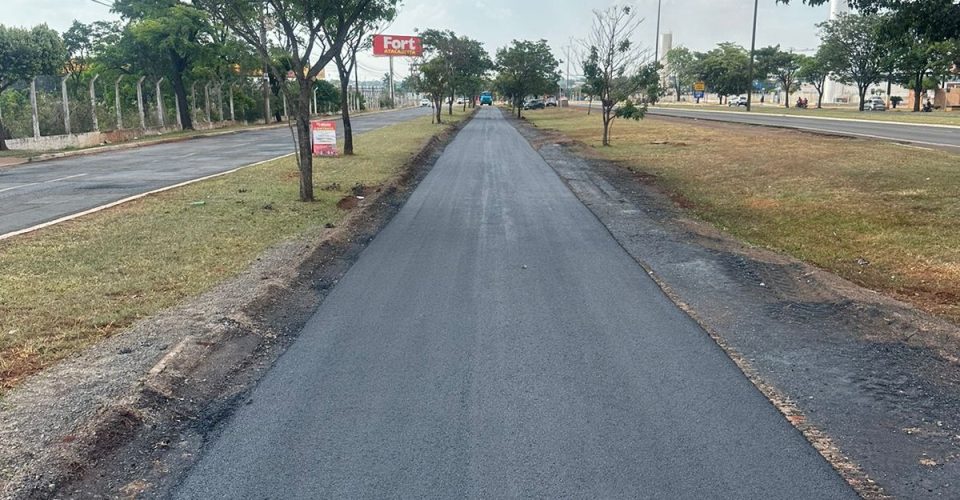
[0,108,467,393]
[526,107,960,324]
[656,102,960,126]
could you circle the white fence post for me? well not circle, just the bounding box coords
[204,82,212,123]
[229,84,236,122]
[175,93,182,129]
[30,78,40,139]
[115,75,124,130]
[155,77,165,128]
[282,92,288,121]
[61,74,72,135]
[136,76,146,130]
[90,74,100,132]
[217,82,224,122]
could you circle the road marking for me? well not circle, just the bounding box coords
[44,173,88,183]
[0,154,293,241]
[0,173,90,194]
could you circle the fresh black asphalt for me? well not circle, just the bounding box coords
[174,108,855,498]
[646,107,960,151]
[0,107,431,236]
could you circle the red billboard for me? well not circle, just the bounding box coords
[372,35,423,57]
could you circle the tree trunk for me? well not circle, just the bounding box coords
[434,98,443,124]
[602,105,612,146]
[0,115,7,151]
[295,83,314,202]
[858,85,868,111]
[339,75,354,155]
[169,50,193,130]
[913,72,923,112]
[785,88,791,108]
[816,89,824,109]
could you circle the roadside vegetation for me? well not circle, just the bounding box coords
[527,107,960,324]
[0,109,468,394]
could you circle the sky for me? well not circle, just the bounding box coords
[3,0,833,82]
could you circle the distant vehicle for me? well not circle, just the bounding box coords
[545,96,558,107]
[864,97,886,111]
[523,99,545,110]
[480,91,493,106]
[456,97,465,105]
[728,95,748,107]
[419,98,431,107]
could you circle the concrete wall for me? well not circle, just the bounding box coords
[5,121,238,151]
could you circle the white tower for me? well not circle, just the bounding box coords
[823,0,849,104]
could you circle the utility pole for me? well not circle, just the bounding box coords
[260,5,271,124]
[354,53,360,111]
[388,56,395,108]
[565,40,571,102]
[746,0,759,112]
[654,0,662,63]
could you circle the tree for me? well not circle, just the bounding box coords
[494,39,559,119]
[420,29,492,117]
[63,21,121,90]
[693,43,751,104]
[818,13,887,111]
[328,0,397,155]
[581,5,659,146]
[756,46,802,108]
[416,56,449,124]
[113,0,216,131]
[796,47,839,108]
[195,0,375,202]
[664,46,696,102]
[0,24,65,150]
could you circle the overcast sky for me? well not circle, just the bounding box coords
[4,0,832,81]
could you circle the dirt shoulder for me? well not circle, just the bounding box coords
[509,110,960,499]
[0,110,476,498]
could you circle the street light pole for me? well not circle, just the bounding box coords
[746,0,759,112]
[654,0,662,63]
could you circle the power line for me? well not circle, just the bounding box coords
[89,0,113,7]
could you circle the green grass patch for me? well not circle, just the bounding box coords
[527,107,960,323]
[0,108,467,392]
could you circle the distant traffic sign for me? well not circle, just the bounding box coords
[694,81,706,92]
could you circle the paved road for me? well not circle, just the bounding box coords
[0,107,431,237]
[646,107,960,151]
[175,107,854,498]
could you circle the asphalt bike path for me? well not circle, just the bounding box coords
[174,107,855,498]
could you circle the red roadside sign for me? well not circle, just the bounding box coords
[372,35,423,57]
[311,121,338,157]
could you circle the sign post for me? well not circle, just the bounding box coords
[311,120,338,157]
[694,81,706,103]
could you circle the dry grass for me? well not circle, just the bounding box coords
[527,107,960,323]
[657,102,960,126]
[0,109,467,393]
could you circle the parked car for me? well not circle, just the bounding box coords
[419,98,431,107]
[456,97,465,105]
[728,95,748,107]
[864,97,886,111]
[545,96,558,107]
[523,99,545,110]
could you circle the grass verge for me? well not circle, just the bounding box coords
[656,102,960,126]
[525,107,960,323]
[0,108,467,393]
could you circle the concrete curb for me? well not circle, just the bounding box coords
[647,105,960,130]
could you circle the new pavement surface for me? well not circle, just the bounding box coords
[175,107,855,498]
[0,107,431,236]
[646,106,960,151]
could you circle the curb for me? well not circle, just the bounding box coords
[648,106,960,130]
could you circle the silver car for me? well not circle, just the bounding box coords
[864,97,886,111]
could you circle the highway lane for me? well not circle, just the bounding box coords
[174,107,855,498]
[0,107,432,237]
[645,107,960,151]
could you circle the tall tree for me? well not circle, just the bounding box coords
[420,30,492,117]
[494,39,559,119]
[0,24,65,150]
[756,46,803,108]
[664,46,696,102]
[581,5,659,146]
[796,47,838,108]
[113,0,214,131]
[818,13,888,111]
[328,0,397,155]
[693,43,751,104]
[195,0,374,202]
